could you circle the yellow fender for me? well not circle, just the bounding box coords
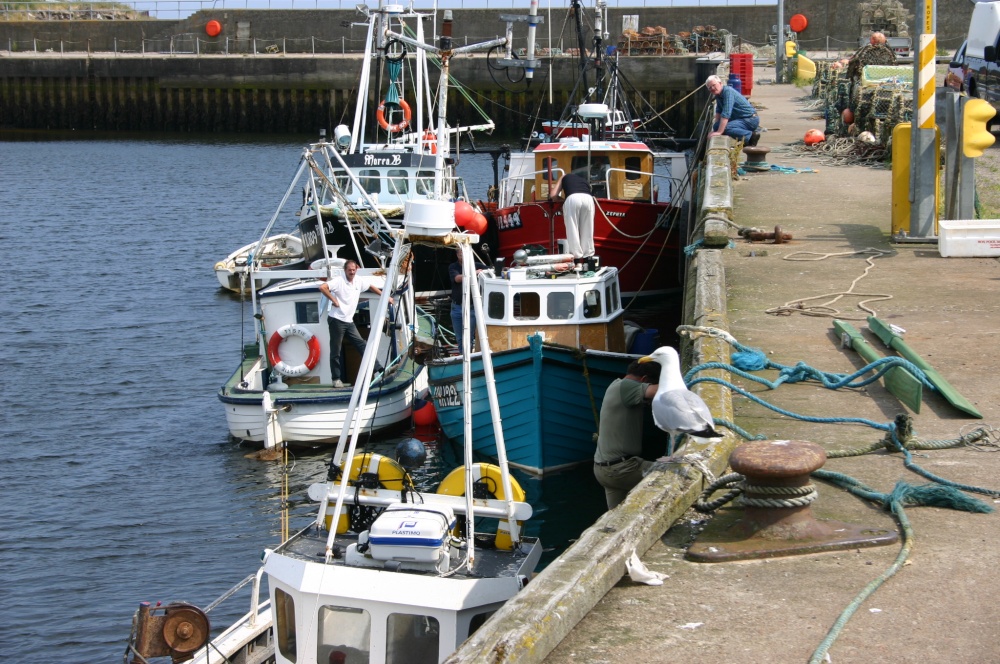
[797,54,817,81]
[327,453,408,533]
[437,463,525,550]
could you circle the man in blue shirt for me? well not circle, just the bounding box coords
[706,74,761,146]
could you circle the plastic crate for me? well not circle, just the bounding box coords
[730,53,753,97]
[938,219,1000,257]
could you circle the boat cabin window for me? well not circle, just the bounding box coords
[624,156,642,180]
[605,281,620,312]
[274,588,298,662]
[317,605,371,664]
[415,170,435,195]
[487,292,505,320]
[295,301,320,324]
[541,158,560,180]
[466,610,496,638]
[547,292,575,320]
[572,156,611,198]
[386,613,440,664]
[333,170,354,196]
[583,289,602,318]
[387,169,409,195]
[359,169,381,194]
[536,158,562,199]
[513,292,540,320]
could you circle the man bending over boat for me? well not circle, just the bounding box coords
[593,359,661,510]
[550,171,595,260]
[448,248,487,353]
[319,259,391,388]
[706,74,761,146]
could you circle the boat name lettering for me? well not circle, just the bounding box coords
[432,383,461,408]
[496,211,522,230]
[363,154,403,166]
[606,211,626,218]
[302,228,320,248]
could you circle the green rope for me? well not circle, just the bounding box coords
[807,471,991,664]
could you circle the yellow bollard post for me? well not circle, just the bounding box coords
[891,122,941,239]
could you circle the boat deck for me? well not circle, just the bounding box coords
[281,523,540,581]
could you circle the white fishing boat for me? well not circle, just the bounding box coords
[213,233,305,294]
[213,1,497,297]
[129,224,541,664]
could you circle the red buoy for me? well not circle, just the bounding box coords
[455,200,486,234]
[842,108,854,124]
[413,399,438,426]
[804,129,825,145]
[789,14,808,33]
[206,20,222,37]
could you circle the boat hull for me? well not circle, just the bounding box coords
[219,354,428,445]
[428,335,653,474]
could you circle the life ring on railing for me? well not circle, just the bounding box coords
[327,453,409,533]
[377,99,412,133]
[267,325,321,377]
[437,463,525,550]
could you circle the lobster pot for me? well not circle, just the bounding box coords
[730,53,754,97]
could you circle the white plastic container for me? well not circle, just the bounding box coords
[368,503,455,563]
[938,219,1000,257]
[403,199,455,237]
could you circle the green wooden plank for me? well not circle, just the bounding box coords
[867,316,982,419]
[833,319,923,413]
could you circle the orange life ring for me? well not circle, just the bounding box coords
[267,324,321,377]
[422,129,437,154]
[376,99,411,133]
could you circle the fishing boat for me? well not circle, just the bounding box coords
[488,0,694,298]
[213,233,306,294]
[129,221,542,664]
[426,250,663,475]
[212,1,495,297]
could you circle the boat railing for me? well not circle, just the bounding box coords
[498,167,565,206]
[595,166,684,204]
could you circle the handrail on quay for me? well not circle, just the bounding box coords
[0,0,780,22]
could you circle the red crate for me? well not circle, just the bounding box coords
[729,53,754,98]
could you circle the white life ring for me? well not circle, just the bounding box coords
[267,325,321,377]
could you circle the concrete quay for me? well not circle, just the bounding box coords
[452,81,1000,663]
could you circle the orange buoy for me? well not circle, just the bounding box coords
[804,129,825,145]
[412,399,438,426]
[455,200,488,235]
[789,14,808,33]
[205,20,222,37]
[842,108,854,124]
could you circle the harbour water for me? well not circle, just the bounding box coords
[1,133,668,661]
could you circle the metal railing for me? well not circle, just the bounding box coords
[1,0,779,22]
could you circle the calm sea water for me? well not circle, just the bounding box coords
[0,134,615,662]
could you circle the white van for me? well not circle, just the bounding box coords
[963,0,1000,117]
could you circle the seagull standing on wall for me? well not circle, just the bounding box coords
[639,346,719,455]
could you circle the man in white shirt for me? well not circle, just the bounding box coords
[319,259,391,388]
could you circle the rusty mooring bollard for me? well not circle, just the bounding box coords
[686,440,898,562]
[742,145,771,172]
[740,225,793,243]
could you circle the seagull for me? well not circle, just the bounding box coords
[639,346,719,455]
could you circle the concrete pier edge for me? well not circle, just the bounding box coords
[445,139,741,664]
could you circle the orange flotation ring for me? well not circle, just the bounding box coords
[267,324,322,377]
[376,99,411,133]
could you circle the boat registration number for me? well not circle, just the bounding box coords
[432,383,462,409]
[495,211,522,230]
